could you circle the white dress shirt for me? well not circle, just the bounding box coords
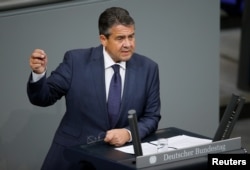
[103,47,126,101]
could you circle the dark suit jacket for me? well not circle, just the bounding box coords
[27,45,161,169]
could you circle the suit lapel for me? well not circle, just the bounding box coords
[89,46,107,114]
[121,56,137,112]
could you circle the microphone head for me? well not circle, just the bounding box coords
[128,109,136,115]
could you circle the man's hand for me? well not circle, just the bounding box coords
[29,49,47,74]
[104,128,130,146]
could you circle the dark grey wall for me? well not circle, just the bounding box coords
[0,0,219,169]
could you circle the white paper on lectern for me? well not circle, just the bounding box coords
[115,135,212,155]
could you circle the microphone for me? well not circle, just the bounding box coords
[128,109,143,156]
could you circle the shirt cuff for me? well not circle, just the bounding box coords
[31,71,46,82]
[126,129,132,142]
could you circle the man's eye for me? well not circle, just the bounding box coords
[129,36,134,40]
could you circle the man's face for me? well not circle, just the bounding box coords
[100,24,135,63]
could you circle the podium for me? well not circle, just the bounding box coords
[64,127,247,170]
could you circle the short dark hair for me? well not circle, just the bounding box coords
[98,7,135,37]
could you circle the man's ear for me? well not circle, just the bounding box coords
[99,34,107,46]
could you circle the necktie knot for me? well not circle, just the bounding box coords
[112,64,120,73]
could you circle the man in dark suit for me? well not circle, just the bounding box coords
[27,7,161,170]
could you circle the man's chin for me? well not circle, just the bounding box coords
[120,55,132,62]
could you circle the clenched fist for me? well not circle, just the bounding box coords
[29,49,47,74]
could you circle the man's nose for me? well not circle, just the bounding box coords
[122,38,131,47]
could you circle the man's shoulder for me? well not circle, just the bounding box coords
[62,45,103,63]
[132,52,158,65]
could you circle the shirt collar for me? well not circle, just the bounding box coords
[103,47,126,70]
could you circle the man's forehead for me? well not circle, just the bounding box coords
[110,25,135,35]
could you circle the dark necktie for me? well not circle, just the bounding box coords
[108,64,121,128]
